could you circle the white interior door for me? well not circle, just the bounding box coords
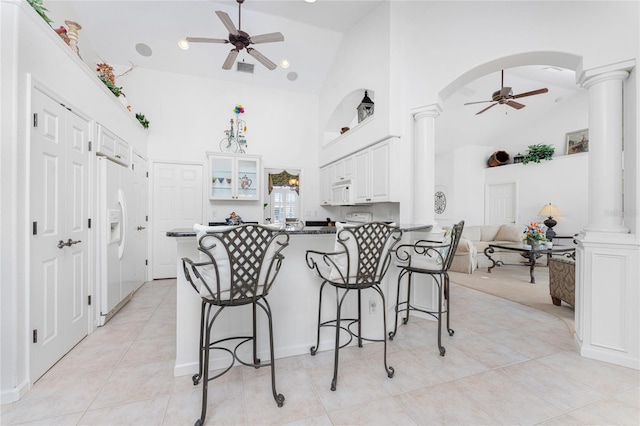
[486,182,517,225]
[152,162,203,279]
[130,152,149,289]
[30,89,89,382]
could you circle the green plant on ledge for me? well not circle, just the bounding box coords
[27,0,53,26]
[135,113,150,129]
[522,143,554,164]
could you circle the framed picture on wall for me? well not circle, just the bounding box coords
[566,128,589,155]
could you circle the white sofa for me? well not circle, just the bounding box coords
[450,224,533,274]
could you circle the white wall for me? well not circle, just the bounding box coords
[119,67,322,223]
[485,153,589,236]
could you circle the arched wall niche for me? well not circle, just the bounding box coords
[324,88,375,144]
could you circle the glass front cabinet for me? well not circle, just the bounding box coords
[208,153,260,200]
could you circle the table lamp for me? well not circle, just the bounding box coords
[538,203,562,239]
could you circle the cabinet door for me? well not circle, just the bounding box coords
[353,150,370,203]
[209,154,260,200]
[320,166,331,205]
[369,142,390,202]
[97,125,130,166]
[236,157,259,200]
[115,138,130,166]
[209,155,235,200]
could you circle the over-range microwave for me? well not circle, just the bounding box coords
[331,179,355,206]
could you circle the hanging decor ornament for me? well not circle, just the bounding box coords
[220,104,248,153]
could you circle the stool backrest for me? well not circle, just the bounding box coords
[330,222,402,285]
[190,224,289,304]
[443,220,465,271]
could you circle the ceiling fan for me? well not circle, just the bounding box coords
[186,0,284,71]
[464,70,549,115]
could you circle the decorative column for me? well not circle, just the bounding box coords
[575,62,639,371]
[581,69,629,233]
[411,104,442,226]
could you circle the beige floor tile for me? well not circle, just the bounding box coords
[119,334,176,367]
[614,386,640,409]
[89,360,176,410]
[448,333,531,369]
[453,369,564,425]
[537,351,640,395]
[396,381,498,425]
[164,380,245,426]
[282,413,333,425]
[497,359,607,411]
[79,395,170,425]
[568,397,640,425]
[328,396,417,425]
[15,412,84,425]
[485,327,565,359]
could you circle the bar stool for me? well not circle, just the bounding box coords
[389,220,464,356]
[182,224,289,426]
[305,222,401,391]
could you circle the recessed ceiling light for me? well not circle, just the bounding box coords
[304,0,316,3]
[280,59,290,69]
[135,43,153,57]
[287,72,298,81]
[177,39,190,50]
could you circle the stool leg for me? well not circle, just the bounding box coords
[389,269,407,340]
[357,289,363,348]
[310,281,327,356]
[252,301,260,366]
[196,305,213,426]
[193,299,206,386]
[260,298,285,407]
[331,288,349,391]
[403,272,413,325]
[444,273,454,336]
[437,275,445,356]
[377,286,394,379]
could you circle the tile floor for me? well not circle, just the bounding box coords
[2,279,639,425]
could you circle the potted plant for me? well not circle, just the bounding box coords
[522,222,547,249]
[522,143,554,164]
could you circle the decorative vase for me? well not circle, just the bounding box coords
[528,239,541,250]
[487,150,510,167]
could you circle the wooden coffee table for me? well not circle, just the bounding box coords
[484,242,575,284]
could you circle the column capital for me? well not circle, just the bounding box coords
[411,103,442,120]
[578,60,633,89]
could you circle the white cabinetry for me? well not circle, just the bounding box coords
[333,156,353,182]
[320,166,332,205]
[354,141,391,203]
[208,153,260,200]
[97,124,130,166]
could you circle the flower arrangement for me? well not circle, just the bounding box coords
[523,222,547,242]
[234,104,245,115]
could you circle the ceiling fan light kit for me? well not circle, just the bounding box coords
[185,0,284,71]
[464,70,548,115]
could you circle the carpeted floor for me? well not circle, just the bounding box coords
[449,263,575,333]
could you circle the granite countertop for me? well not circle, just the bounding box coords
[166,223,432,237]
[166,226,337,237]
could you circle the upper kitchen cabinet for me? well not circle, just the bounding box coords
[208,153,260,201]
[97,124,130,166]
[353,139,393,204]
[319,166,332,206]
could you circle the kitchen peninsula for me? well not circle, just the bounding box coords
[167,224,432,377]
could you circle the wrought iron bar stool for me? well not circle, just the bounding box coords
[389,220,464,356]
[305,222,402,391]
[182,224,289,426]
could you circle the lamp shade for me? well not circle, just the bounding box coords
[538,203,562,218]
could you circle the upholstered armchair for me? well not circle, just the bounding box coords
[548,257,575,307]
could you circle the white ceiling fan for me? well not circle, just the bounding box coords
[185,0,284,70]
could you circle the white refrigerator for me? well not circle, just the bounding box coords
[97,156,136,325]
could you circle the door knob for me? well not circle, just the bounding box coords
[57,239,81,248]
[57,240,66,249]
[137,226,146,231]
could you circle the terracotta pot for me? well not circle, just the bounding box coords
[487,150,510,167]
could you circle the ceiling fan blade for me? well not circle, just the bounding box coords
[464,100,493,105]
[249,32,285,44]
[246,47,277,70]
[222,49,239,70]
[186,37,229,44]
[476,103,498,115]
[506,100,526,110]
[512,88,549,99]
[215,10,239,36]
